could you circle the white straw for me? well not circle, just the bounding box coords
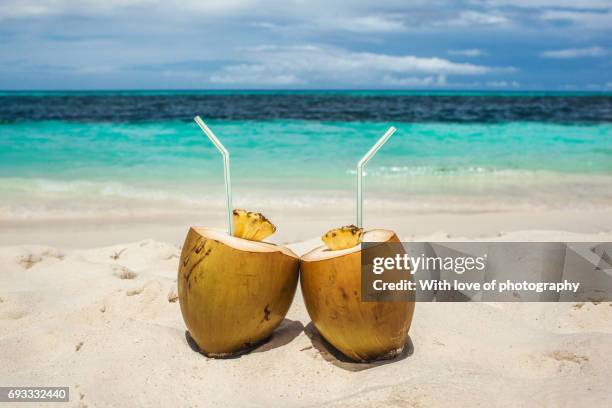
[356,126,397,228]
[194,116,234,235]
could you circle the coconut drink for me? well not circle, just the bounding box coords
[300,126,414,362]
[178,209,299,357]
[179,117,299,357]
[300,225,415,362]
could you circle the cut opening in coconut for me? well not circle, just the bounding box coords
[302,229,396,262]
[191,227,298,258]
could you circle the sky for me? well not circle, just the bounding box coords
[0,0,611,90]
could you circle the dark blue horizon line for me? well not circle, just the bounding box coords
[0,88,611,93]
[0,88,612,96]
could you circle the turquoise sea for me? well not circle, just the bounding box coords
[1,91,611,221]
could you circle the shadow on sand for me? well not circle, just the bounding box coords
[303,322,414,372]
[185,318,304,359]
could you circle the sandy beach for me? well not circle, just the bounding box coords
[3,205,612,248]
[2,84,612,408]
[2,0,612,405]
[1,214,611,407]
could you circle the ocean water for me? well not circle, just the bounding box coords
[1,91,611,221]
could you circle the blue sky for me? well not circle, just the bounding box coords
[0,0,611,90]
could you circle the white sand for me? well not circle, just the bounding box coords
[3,207,612,248]
[1,229,611,407]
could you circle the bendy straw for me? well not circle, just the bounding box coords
[356,126,397,228]
[194,116,234,235]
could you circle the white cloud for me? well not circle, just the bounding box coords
[209,45,513,86]
[382,75,438,86]
[540,10,612,29]
[581,82,612,90]
[0,1,510,30]
[3,0,611,34]
[439,11,510,27]
[0,1,136,18]
[6,0,612,39]
[210,64,304,85]
[540,46,607,58]
[249,21,279,30]
[318,15,407,32]
[486,80,519,87]
[448,49,486,57]
[484,0,611,8]
[75,65,118,74]
[1,0,609,89]
[0,0,256,19]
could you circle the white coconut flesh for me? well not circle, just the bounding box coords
[301,229,395,262]
[192,227,298,258]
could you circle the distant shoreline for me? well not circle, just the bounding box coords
[2,89,612,96]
